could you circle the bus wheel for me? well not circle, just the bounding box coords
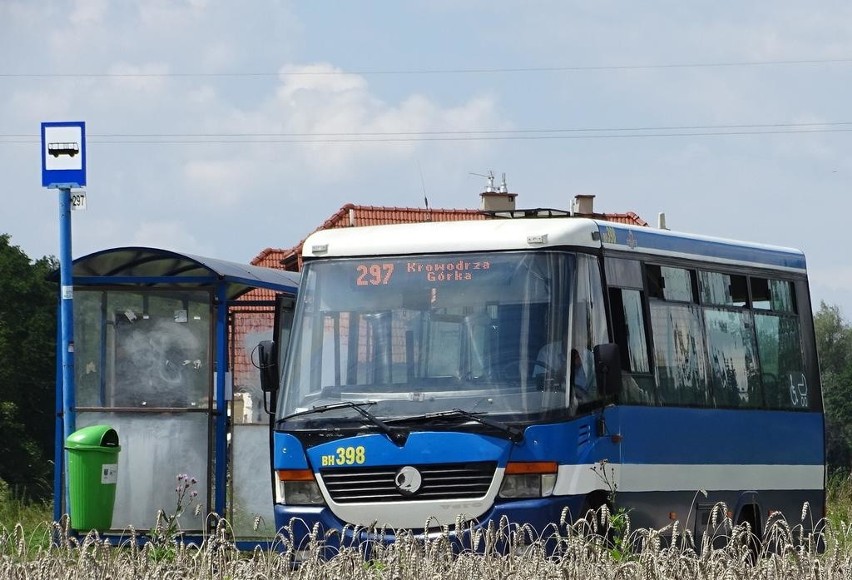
[580,491,611,537]
[736,504,762,563]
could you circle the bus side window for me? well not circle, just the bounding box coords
[608,287,654,404]
[752,278,806,409]
[699,270,762,407]
[754,313,805,408]
[650,301,710,406]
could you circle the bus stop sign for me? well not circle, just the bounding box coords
[41,121,86,188]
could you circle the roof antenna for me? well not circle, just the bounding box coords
[470,170,496,192]
[418,161,429,210]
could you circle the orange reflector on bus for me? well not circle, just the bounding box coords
[277,469,315,482]
[504,461,558,475]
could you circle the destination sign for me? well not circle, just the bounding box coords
[353,258,492,287]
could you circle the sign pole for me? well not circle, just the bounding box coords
[42,120,86,524]
[59,185,76,441]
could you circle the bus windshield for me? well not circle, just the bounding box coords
[276,251,588,427]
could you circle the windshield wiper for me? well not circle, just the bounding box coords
[276,401,408,446]
[389,409,524,444]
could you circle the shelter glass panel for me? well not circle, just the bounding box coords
[74,289,213,409]
[230,424,276,538]
[231,310,275,423]
[76,411,209,531]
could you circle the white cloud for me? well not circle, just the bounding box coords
[170,64,506,204]
[9,87,74,121]
[182,159,257,206]
[808,265,852,294]
[128,221,206,255]
[197,41,238,71]
[806,264,852,315]
[276,63,370,97]
[70,0,108,25]
[137,0,209,30]
[105,62,171,94]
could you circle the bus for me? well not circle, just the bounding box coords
[259,212,825,551]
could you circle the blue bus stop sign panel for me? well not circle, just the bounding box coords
[41,121,86,188]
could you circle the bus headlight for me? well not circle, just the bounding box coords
[276,469,325,505]
[498,462,558,499]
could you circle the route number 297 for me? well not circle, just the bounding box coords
[70,192,87,211]
[356,263,394,286]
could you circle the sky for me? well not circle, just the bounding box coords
[2,1,851,315]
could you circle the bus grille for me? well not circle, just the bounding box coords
[320,461,497,503]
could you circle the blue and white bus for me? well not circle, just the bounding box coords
[260,213,825,549]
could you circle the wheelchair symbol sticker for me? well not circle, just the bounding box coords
[789,373,808,408]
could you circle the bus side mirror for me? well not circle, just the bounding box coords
[260,294,296,415]
[258,340,277,395]
[594,343,623,399]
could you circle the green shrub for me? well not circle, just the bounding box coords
[0,478,53,552]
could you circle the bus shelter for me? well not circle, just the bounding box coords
[53,247,299,542]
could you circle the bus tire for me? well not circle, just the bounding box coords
[580,491,611,536]
[736,503,761,562]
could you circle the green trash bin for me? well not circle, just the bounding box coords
[65,425,120,531]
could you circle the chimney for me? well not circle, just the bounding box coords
[479,172,517,211]
[573,194,595,215]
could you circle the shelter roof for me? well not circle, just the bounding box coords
[63,246,299,301]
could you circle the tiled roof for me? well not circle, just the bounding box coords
[252,204,486,272]
[600,212,648,226]
[252,203,648,274]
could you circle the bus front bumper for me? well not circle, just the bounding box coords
[272,495,587,555]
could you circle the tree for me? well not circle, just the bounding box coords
[814,301,852,473]
[814,302,852,377]
[0,234,57,499]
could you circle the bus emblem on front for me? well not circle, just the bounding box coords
[395,466,422,495]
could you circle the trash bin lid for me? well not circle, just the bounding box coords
[65,425,120,451]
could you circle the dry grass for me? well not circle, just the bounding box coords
[1,505,851,580]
